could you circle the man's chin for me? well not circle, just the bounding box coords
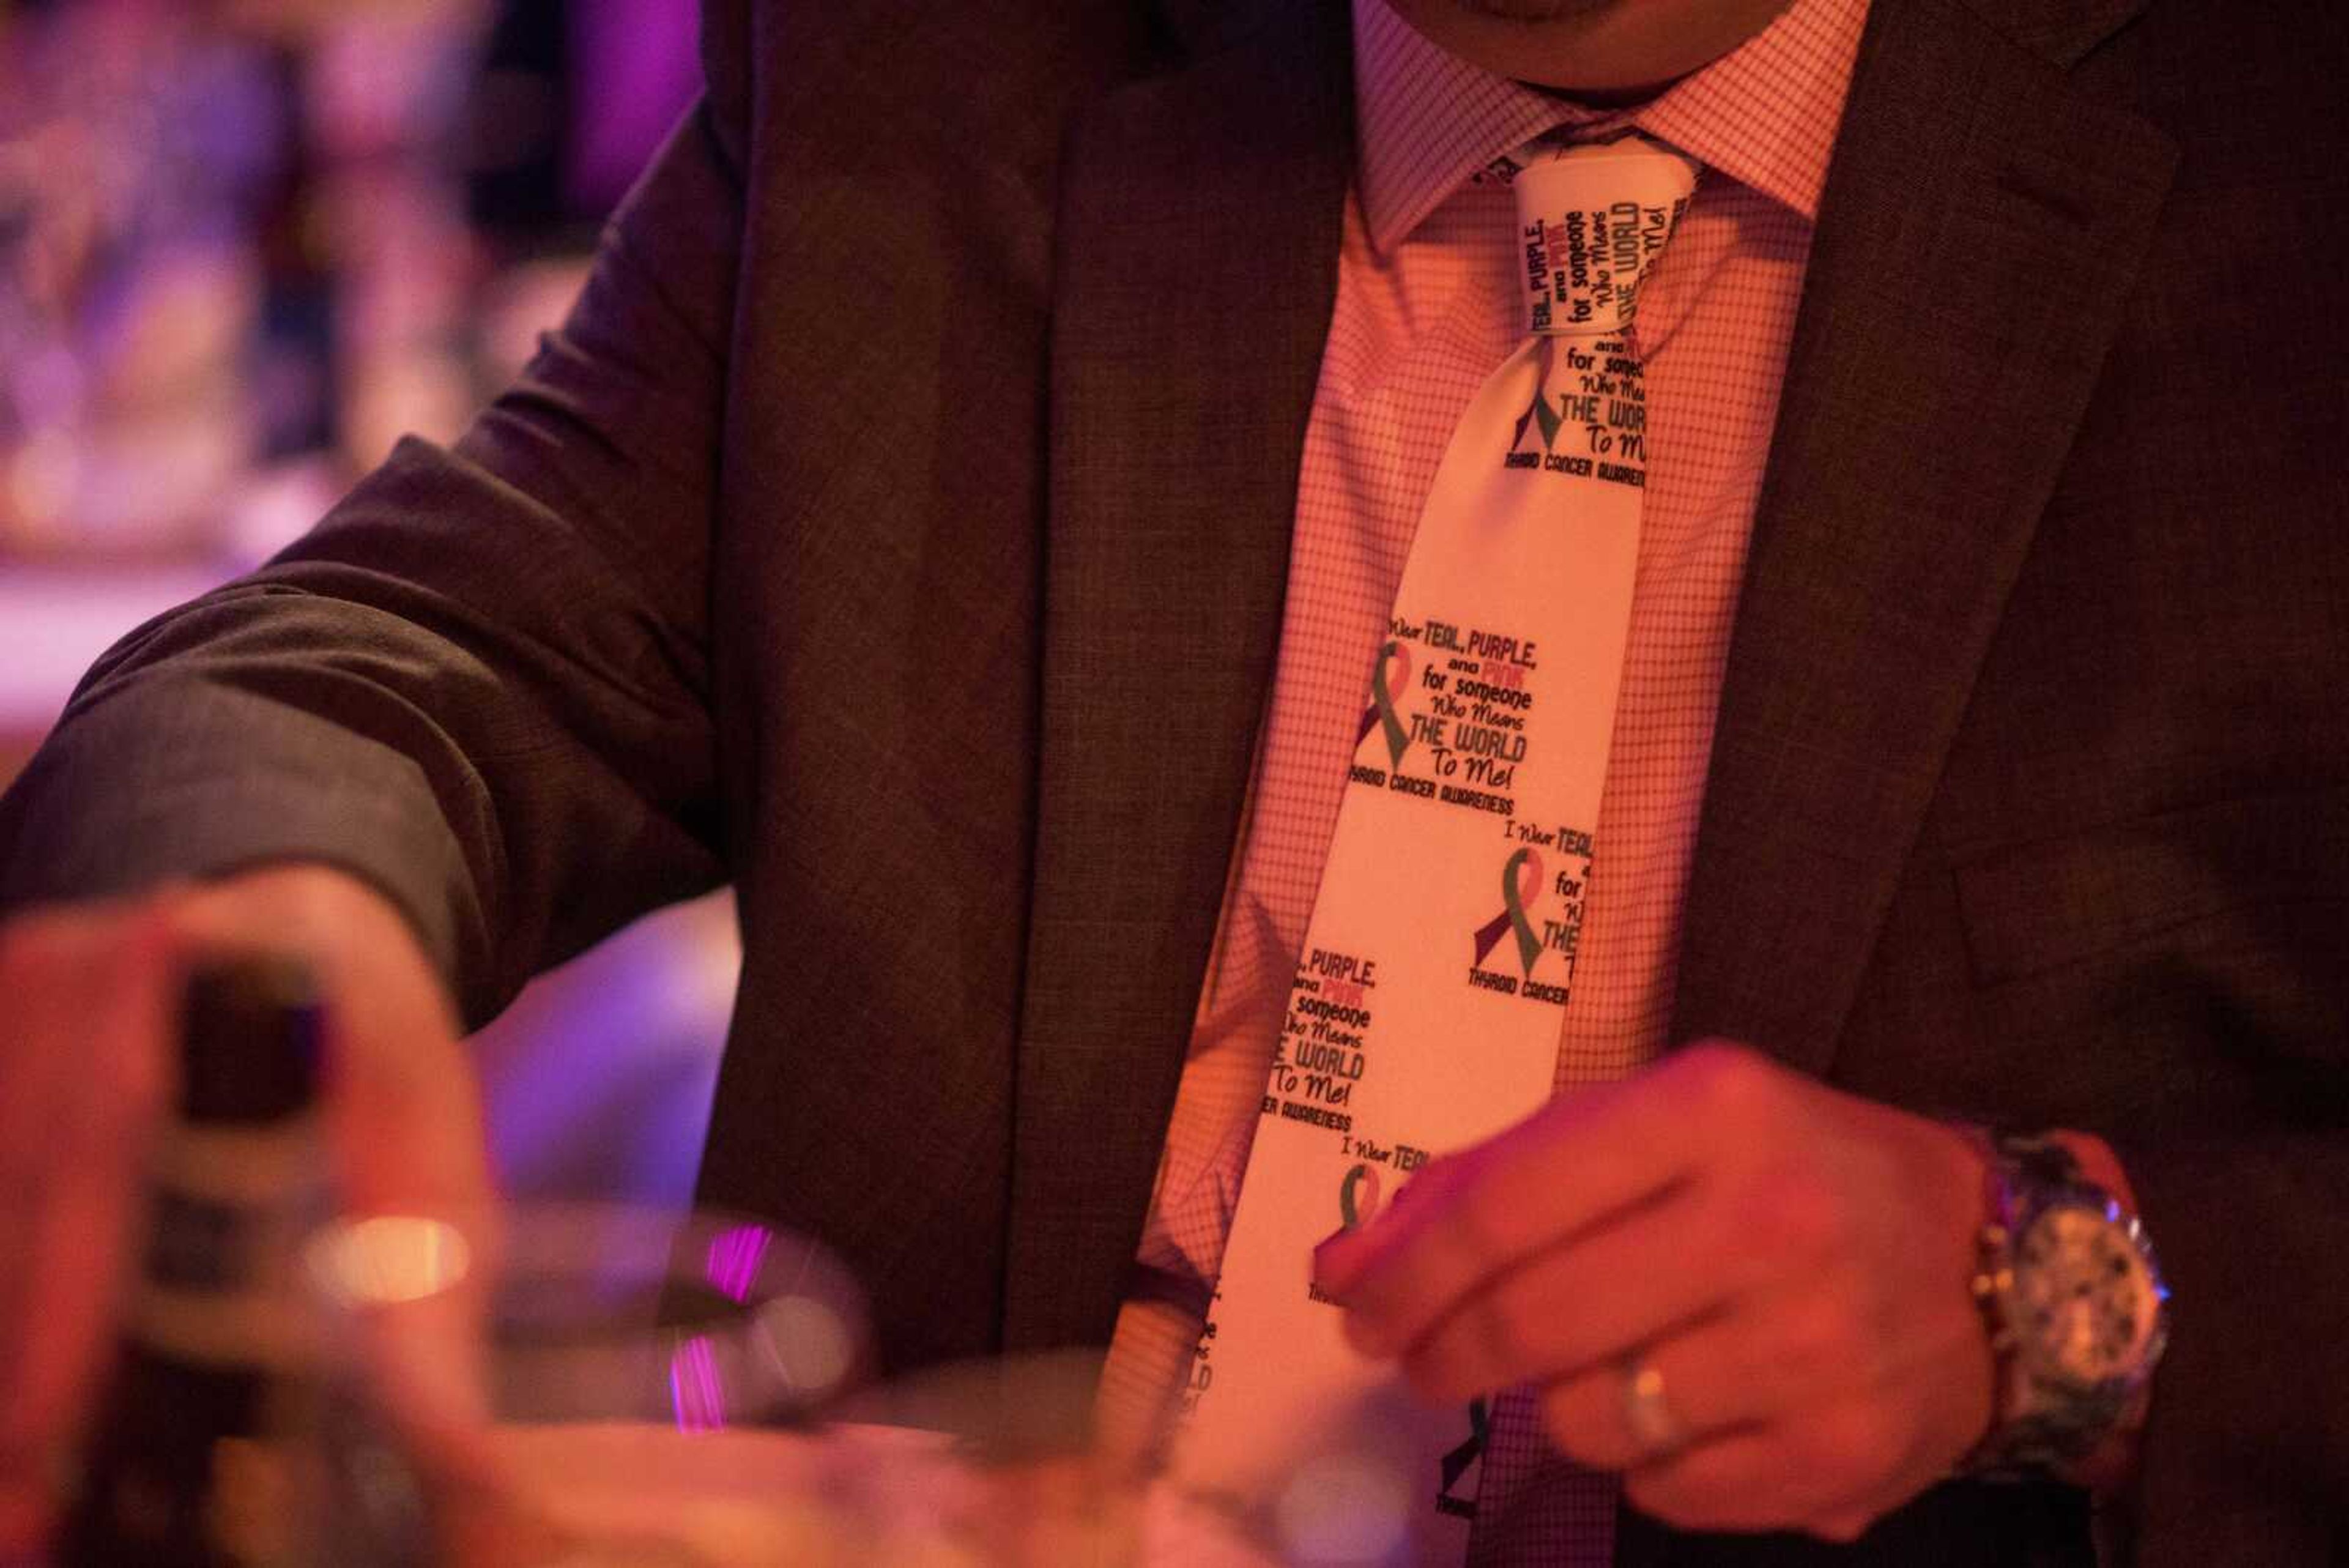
[1434,0,1614,21]
[1387,0,1797,94]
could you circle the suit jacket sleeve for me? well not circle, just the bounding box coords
[0,5,754,1025]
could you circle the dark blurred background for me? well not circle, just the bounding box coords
[0,0,736,1213]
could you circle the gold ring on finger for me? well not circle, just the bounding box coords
[1620,1354,1687,1458]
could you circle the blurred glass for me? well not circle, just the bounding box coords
[292,1202,882,1567]
[279,1202,1311,1566]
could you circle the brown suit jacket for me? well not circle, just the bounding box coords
[5,0,2344,1560]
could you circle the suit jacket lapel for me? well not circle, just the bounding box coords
[1669,0,2176,1072]
[1004,1,1351,1353]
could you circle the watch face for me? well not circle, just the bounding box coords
[2014,1203,2161,1385]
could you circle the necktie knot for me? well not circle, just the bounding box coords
[1511,134,1699,339]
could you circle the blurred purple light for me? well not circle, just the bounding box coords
[704,1222,772,1305]
[669,1333,725,1433]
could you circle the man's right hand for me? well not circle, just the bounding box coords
[0,864,492,1556]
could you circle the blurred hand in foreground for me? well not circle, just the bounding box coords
[1314,1041,2003,1542]
[0,864,494,1556]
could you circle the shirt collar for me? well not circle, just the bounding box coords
[1351,0,1870,257]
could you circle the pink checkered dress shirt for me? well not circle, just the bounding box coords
[1099,0,1871,1528]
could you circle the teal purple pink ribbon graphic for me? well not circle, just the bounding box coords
[1356,641,1414,767]
[1339,1161,1383,1230]
[1471,847,1545,975]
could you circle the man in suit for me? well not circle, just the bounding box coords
[1,0,2342,1562]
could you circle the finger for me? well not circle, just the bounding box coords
[1318,1048,1765,1355]
[0,905,179,1427]
[1619,1403,1901,1539]
[1617,1425,1826,1537]
[1532,1283,1874,1474]
[1399,1180,1737,1403]
[0,903,148,1192]
[312,1044,500,1485]
[0,907,177,1551]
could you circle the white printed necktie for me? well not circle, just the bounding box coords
[1169,135,1698,1566]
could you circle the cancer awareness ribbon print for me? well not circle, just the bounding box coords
[1472,847,1547,978]
[1339,1161,1384,1232]
[1362,640,1416,768]
[1171,136,1698,1565]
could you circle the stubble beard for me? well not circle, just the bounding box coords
[1437,0,1617,20]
